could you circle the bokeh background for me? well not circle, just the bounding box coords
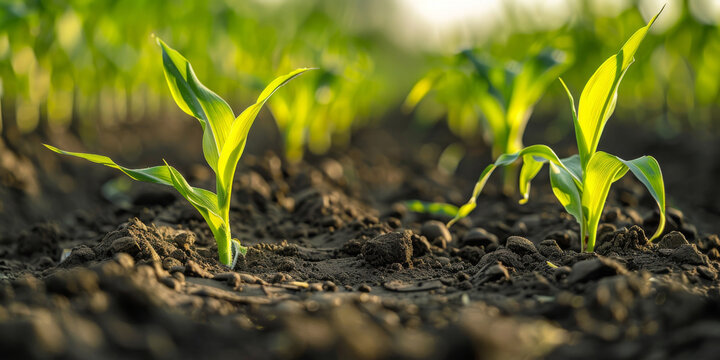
[2,0,720,231]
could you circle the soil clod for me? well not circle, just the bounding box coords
[670,244,707,265]
[420,220,452,244]
[361,231,413,268]
[658,231,690,249]
[506,236,539,256]
[461,227,498,248]
[567,257,627,285]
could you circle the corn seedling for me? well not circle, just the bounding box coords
[44,38,311,266]
[421,10,667,252]
[405,48,570,194]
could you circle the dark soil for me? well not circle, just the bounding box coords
[2,119,720,359]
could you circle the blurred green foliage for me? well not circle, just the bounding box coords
[1,0,720,162]
[0,0,398,160]
[408,1,720,141]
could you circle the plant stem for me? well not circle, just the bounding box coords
[217,223,232,266]
[581,222,592,252]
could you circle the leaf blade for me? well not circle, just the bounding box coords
[549,162,583,231]
[157,38,235,172]
[44,144,175,185]
[216,68,312,210]
[44,144,222,219]
[576,10,661,167]
[447,144,581,227]
[404,200,459,218]
[581,151,629,251]
[618,155,666,241]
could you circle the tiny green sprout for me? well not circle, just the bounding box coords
[405,200,460,218]
[45,38,311,267]
[419,9,667,252]
[404,47,570,194]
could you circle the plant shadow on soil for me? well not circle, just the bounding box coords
[1,117,720,359]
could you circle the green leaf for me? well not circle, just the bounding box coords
[560,154,583,181]
[404,200,459,218]
[163,160,229,264]
[157,38,235,172]
[580,152,666,250]
[45,144,175,185]
[518,155,545,204]
[575,9,662,168]
[617,155,666,241]
[447,144,581,227]
[44,144,223,217]
[548,161,583,230]
[403,70,442,112]
[216,68,312,211]
[581,151,629,251]
[559,78,587,165]
[162,160,222,219]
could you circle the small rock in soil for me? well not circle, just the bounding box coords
[658,231,689,249]
[361,231,413,268]
[478,249,523,270]
[671,244,707,266]
[461,228,498,248]
[411,234,431,257]
[358,284,372,292]
[323,281,338,292]
[173,232,196,251]
[271,273,289,283]
[162,257,182,270]
[309,283,323,292]
[60,246,96,267]
[538,239,563,258]
[506,236,539,256]
[546,230,578,250]
[567,257,627,285]
[475,263,510,284]
[420,220,452,244]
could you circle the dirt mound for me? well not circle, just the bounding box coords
[2,144,720,359]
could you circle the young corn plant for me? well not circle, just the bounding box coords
[405,48,570,194]
[437,10,667,252]
[44,38,311,266]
